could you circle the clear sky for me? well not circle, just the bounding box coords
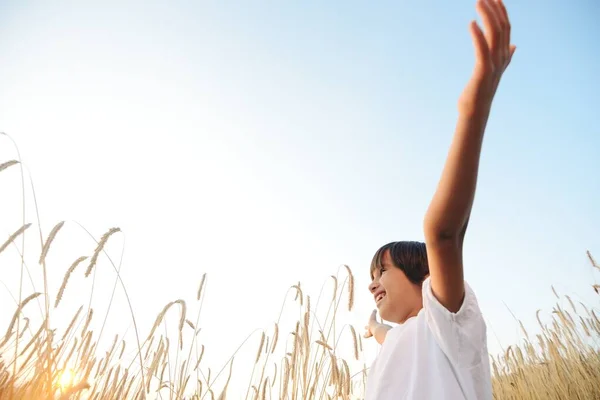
[0,0,599,396]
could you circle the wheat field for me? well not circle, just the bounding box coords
[1,156,599,400]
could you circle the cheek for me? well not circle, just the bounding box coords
[379,274,389,289]
[380,272,399,295]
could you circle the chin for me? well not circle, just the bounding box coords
[378,305,390,322]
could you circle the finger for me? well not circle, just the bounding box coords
[469,21,491,72]
[476,0,502,53]
[497,0,509,19]
[509,44,517,62]
[497,0,511,48]
[369,309,377,321]
[495,0,512,62]
[482,0,502,51]
[490,0,508,58]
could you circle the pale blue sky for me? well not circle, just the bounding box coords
[0,0,598,394]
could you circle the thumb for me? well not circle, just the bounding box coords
[509,44,517,62]
[370,309,378,322]
[469,20,490,72]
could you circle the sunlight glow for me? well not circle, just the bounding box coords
[58,368,75,390]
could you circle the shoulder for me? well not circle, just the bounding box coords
[422,276,483,323]
[422,277,488,367]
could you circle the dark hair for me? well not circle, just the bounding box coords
[370,241,429,285]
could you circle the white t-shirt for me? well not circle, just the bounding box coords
[365,277,492,400]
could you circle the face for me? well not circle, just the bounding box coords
[369,249,423,324]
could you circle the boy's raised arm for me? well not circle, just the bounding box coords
[423,0,516,313]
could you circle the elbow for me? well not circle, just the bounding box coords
[423,217,464,245]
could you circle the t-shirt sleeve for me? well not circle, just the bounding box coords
[422,277,487,368]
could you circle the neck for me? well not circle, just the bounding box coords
[398,304,423,324]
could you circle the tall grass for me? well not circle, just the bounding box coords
[0,221,364,399]
[1,145,599,399]
[491,251,600,399]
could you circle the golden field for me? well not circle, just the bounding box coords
[1,157,599,400]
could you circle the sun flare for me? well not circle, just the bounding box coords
[58,368,75,390]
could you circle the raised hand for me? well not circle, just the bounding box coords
[460,0,516,112]
[364,310,378,339]
[364,310,392,344]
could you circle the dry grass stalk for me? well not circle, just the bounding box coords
[0,159,19,173]
[270,323,279,354]
[587,250,598,270]
[81,309,94,337]
[292,283,303,306]
[55,256,88,308]
[186,319,196,330]
[39,221,65,265]
[216,358,234,400]
[85,227,121,277]
[143,336,155,362]
[261,377,269,400]
[340,360,350,397]
[0,223,32,255]
[315,340,332,351]
[303,311,310,350]
[255,332,266,364]
[60,306,83,343]
[281,358,290,397]
[349,326,359,360]
[1,292,42,347]
[194,345,205,371]
[18,318,30,339]
[328,352,338,388]
[197,273,207,300]
[119,340,126,359]
[289,322,300,380]
[145,299,186,343]
[343,265,354,311]
[330,276,337,304]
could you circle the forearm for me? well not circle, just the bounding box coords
[424,98,492,240]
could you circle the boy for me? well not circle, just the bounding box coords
[364,0,516,399]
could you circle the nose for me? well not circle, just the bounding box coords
[368,279,379,294]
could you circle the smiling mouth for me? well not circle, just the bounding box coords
[376,292,386,303]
